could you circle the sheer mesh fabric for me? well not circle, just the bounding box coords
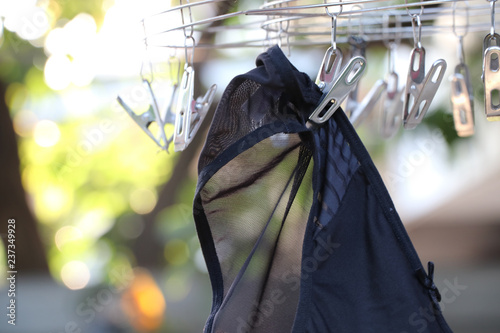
[200,134,313,332]
[195,57,316,330]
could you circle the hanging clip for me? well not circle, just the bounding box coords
[309,0,365,125]
[344,35,369,119]
[380,72,404,138]
[117,80,175,151]
[403,52,447,129]
[116,20,176,151]
[173,9,217,151]
[349,79,387,128]
[174,66,217,151]
[451,2,474,136]
[345,31,386,128]
[403,16,447,129]
[309,56,366,124]
[483,43,500,121]
[482,0,500,121]
[344,8,368,118]
[451,70,474,136]
[379,14,404,138]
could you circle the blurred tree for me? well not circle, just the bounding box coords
[0,79,49,273]
[0,1,107,274]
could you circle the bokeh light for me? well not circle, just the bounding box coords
[2,2,49,40]
[122,269,166,331]
[77,210,115,239]
[39,185,70,221]
[55,226,83,251]
[44,27,66,56]
[33,119,60,147]
[71,57,96,87]
[44,54,72,90]
[63,13,97,58]
[60,260,91,290]
[129,188,157,215]
[43,13,98,89]
[13,110,38,137]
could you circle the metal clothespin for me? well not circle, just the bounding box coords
[380,71,404,138]
[309,0,367,124]
[451,1,474,136]
[309,56,366,124]
[482,0,500,121]
[380,14,404,138]
[403,14,447,130]
[345,34,384,128]
[174,65,217,151]
[451,72,474,136]
[349,80,387,128]
[344,8,367,118]
[172,1,218,151]
[116,20,179,152]
[117,80,176,151]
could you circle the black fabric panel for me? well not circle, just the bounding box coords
[292,108,452,333]
[304,170,445,332]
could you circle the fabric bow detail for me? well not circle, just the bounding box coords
[417,261,442,311]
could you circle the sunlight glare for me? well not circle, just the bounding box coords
[44,27,67,56]
[55,226,83,251]
[44,54,72,90]
[71,57,96,87]
[40,185,69,221]
[61,260,91,290]
[78,210,115,239]
[64,13,97,58]
[2,1,49,40]
[33,119,60,147]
